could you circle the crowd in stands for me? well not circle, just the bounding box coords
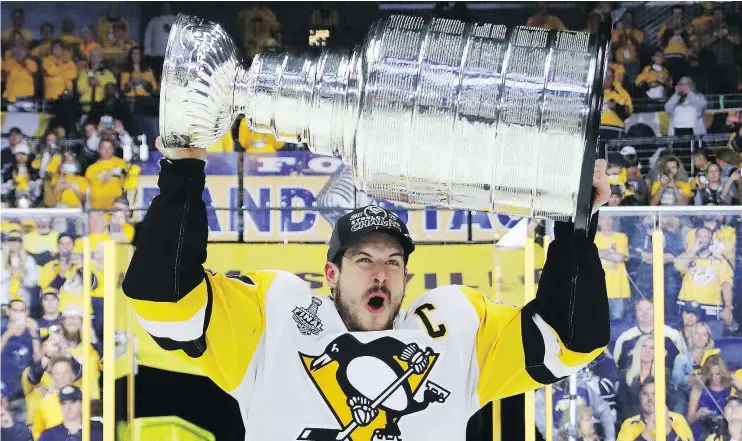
[526,3,742,441]
[1,2,742,441]
[0,210,135,440]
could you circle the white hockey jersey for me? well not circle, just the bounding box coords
[128,269,602,441]
[122,158,609,441]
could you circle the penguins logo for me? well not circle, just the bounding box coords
[363,206,388,218]
[298,334,450,441]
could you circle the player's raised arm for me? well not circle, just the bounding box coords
[122,138,266,393]
[469,161,611,404]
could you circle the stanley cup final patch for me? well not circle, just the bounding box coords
[294,297,324,336]
[349,206,403,233]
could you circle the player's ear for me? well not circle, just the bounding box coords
[325,261,340,289]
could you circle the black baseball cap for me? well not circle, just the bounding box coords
[680,301,704,319]
[59,385,82,402]
[327,205,415,264]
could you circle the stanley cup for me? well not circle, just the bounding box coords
[161,14,611,231]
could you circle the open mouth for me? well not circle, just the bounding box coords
[366,294,387,313]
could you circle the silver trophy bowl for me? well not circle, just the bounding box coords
[160,13,611,231]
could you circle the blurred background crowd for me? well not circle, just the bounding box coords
[2,1,742,441]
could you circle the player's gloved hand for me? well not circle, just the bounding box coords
[348,396,377,426]
[155,136,207,162]
[400,343,428,374]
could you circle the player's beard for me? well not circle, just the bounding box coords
[334,281,403,332]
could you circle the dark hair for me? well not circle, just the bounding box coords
[58,233,75,244]
[692,148,713,161]
[125,45,149,72]
[640,375,655,390]
[51,39,64,50]
[40,22,53,33]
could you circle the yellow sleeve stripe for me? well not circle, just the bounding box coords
[128,277,208,322]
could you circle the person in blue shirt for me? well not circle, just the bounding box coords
[1,299,40,400]
[37,385,102,441]
[1,382,32,441]
[535,376,617,441]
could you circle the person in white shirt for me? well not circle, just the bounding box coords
[665,76,708,137]
[143,2,175,80]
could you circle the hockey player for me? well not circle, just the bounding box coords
[122,137,612,441]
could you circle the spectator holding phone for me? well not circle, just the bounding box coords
[1,299,40,405]
[675,227,736,332]
[715,150,741,205]
[38,233,79,291]
[51,152,89,209]
[695,163,725,206]
[650,155,692,206]
[665,77,708,137]
[120,46,157,98]
[84,138,140,210]
[1,228,38,305]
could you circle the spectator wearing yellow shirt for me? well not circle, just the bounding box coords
[635,51,672,99]
[30,356,80,440]
[76,27,99,71]
[616,379,693,441]
[22,218,59,274]
[42,40,76,101]
[58,306,101,401]
[21,332,81,428]
[686,216,736,265]
[600,67,633,139]
[52,153,89,209]
[101,22,135,73]
[690,3,715,36]
[58,19,81,51]
[2,43,38,103]
[30,23,55,59]
[650,156,692,206]
[595,216,630,321]
[1,8,33,48]
[239,118,284,152]
[109,197,136,243]
[120,46,157,98]
[76,48,116,112]
[96,2,130,48]
[525,3,566,30]
[612,12,644,87]
[32,131,63,179]
[38,233,77,291]
[675,226,735,329]
[84,138,140,210]
[658,5,691,85]
[237,5,281,59]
